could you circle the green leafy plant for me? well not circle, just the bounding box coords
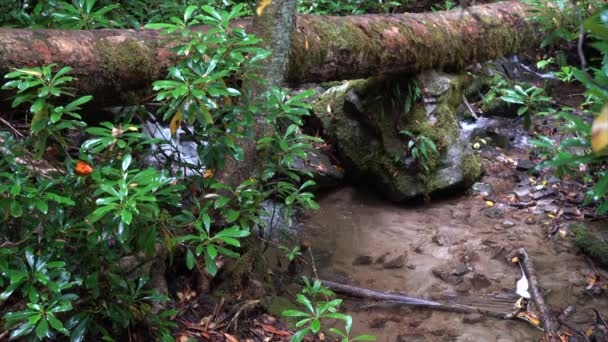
[279,245,302,262]
[1,64,91,159]
[523,0,599,48]
[283,278,375,342]
[399,129,439,174]
[50,0,119,29]
[500,84,553,128]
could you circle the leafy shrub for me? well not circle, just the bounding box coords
[283,278,375,342]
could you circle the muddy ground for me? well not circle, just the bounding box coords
[300,145,608,341]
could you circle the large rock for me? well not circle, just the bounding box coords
[311,72,481,201]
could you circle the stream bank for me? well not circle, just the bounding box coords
[297,142,608,341]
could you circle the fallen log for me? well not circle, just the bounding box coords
[320,279,518,319]
[517,248,559,342]
[0,1,537,108]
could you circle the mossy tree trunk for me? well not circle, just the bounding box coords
[0,1,536,108]
[216,0,297,187]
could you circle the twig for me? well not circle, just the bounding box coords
[0,116,24,138]
[463,94,479,119]
[517,248,559,342]
[577,20,608,93]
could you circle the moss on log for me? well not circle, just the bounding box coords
[0,2,537,107]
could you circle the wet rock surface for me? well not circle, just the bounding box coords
[311,72,482,202]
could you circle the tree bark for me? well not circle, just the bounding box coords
[216,0,297,187]
[0,1,537,107]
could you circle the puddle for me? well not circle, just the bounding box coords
[299,173,608,341]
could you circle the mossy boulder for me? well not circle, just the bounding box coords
[311,71,482,201]
[571,223,608,267]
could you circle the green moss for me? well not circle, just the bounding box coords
[265,296,299,328]
[96,39,156,80]
[461,153,482,184]
[571,224,608,266]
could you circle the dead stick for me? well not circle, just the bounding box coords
[517,248,559,341]
[320,280,510,319]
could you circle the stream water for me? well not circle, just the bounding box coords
[297,150,608,341]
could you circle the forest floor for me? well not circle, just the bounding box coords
[299,128,608,341]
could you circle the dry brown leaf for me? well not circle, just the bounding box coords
[224,333,239,342]
[256,0,271,16]
[176,335,189,342]
[260,323,291,336]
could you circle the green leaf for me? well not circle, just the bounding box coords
[281,310,308,317]
[225,210,239,223]
[35,319,50,339]
[10,321,36,339]
[207,244,218,258]
[69,318,88,342]
[186,249,195,270]
[120,209,133,225]
[296,294,315,314]
[121,154,132,172]
[311,319,321,333]
[291,328,310,342]
[205,252,217,276]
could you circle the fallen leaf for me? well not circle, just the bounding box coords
[485,201,494,207]
[260,324,291,336]
[224,333,239,342]
[305,38,309,50]
[256,0,271,16]
[204,169,215,179]
[516,311,542,328]
[170,109,183,136]
[511,256,519,263]
[176,335,189,342]
[592,105,608,153]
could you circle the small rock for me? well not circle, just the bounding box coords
[542,205,559,214]
[407,264,416,270]
[493,224,505,231]
[513,187,531,198]
[542,189,555,197]
[525,217,537,225]
[455,280,472,293]
[483,204,507,218]
[502,220,515,228]
[491,246,508,260]
[516,172,530,183]
[471,273,492,289]
[517,159,535,171]
[383,253,407,269]
[352,255,373,266]
[472,182,493,196]
[531,191,546,200]
[562,207,581,216]
[462,313,485,324]
[432,267,463,285]
[369,317,388,329]
[547,175,560,184]
[432,234,449,246]
[453,263,471,276]
[537,198,554,206]
[375,252,390,264]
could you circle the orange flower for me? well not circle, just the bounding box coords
[74,161,93,176]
